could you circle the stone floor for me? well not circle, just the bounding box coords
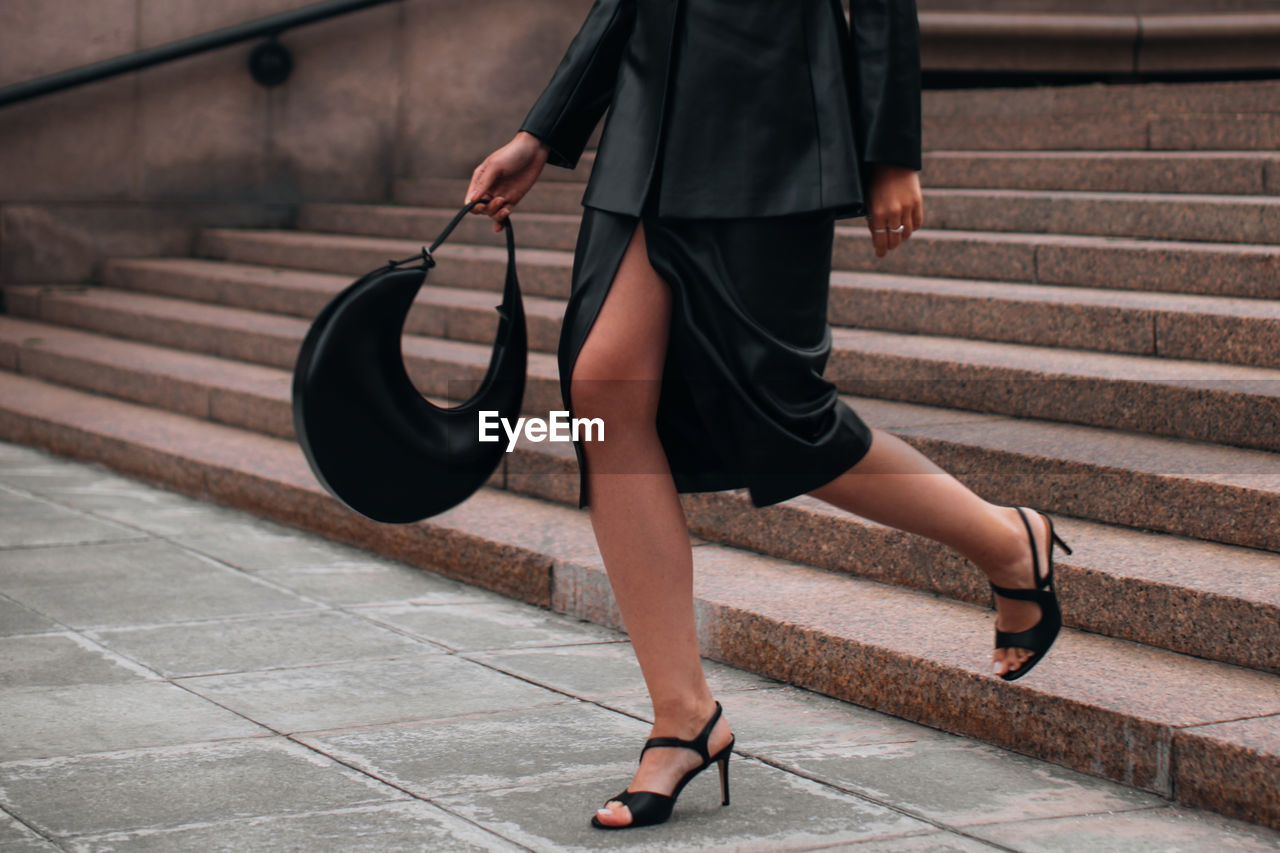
[2,440,1278,853]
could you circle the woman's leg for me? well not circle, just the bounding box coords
[808,428,1054,677]
[571,220,733,827]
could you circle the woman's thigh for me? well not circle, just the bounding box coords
[571,220,673,407]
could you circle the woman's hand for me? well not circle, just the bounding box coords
[866,164,924,258]
[465,131,551,232]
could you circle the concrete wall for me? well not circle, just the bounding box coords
[0,0,594,281]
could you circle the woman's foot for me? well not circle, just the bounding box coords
[593,700,735,828]
[984,506,1053,678]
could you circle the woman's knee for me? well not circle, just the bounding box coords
[570,354,661,427]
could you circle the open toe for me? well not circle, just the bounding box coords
[990,507,1072,681]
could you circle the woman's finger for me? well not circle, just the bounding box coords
[869,219,889,258]
[912,200,924,232]
[886,218,903,252]
[465,165,490,209]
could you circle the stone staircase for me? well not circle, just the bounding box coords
[2,78,1279,831]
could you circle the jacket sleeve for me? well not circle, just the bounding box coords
[847,0,922,171]
[518,0,636,170]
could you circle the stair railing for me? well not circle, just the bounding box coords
[0,0,400,109]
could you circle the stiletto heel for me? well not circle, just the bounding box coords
[590,700,734,829]
[990,507,1070,681]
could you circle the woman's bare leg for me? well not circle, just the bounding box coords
[571,221,733,827]
[808,429,1054,677]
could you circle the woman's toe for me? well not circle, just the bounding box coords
[596,802,632,827]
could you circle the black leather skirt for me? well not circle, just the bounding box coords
[557,188,875,509]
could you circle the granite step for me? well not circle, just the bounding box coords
[387,180,1280,244]
[196,229,574,300]
[9,283,1280,456]
[829,228,1280,299]
[102,257,1280,370]
[921,188,1280,244]
[919,0,1280,13]
[488,150,1280,198]
[6,316,1279,670]
[922,112,1280,152]
[0,369,1275,831]
[921,78,1280,122]
[272,208,1280,299]
[920,151,1280,195]
[20,270,570,353]
[0,297,567,417]
[3,309,1278,558]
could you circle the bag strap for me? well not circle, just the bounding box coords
[386,199,515,272]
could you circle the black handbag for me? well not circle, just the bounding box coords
[291,201,526,523]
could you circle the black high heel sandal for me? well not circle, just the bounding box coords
[590,700,734,830]
[991,507,1073,682]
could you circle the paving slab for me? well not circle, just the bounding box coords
[354,599,627,652]
[968,806,1280,852]
[0,682,265,762]
[0,597,59,637]
[90,610,444,678]
[165,522,395,573]
[0,487,144,549]
[0,810,59,852]
[63,802,524,853]
[463,644,786,714]
[767,734,1164,828]
[176,654,572,734]
[254,562,499,607]
[297,701,656,799]
[3,442,1280,849]
[434,756,934,852]
[827,834,1002,852]
[0,738,401,841]
[0,540,314,630]
[0,633,150,688]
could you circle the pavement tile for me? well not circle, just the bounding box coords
[968,805,1280,852]
[434,756,932,852]
[0,597,59,637]
[765,733,1163,828]
[298,701,652,799]
[91,610,444,678]
[255,562,497,607]
[0,633,149,688]
[60,480,318,542]
[355,600,626,652]
[0,682,264,761]
[0,737,401,840]
[62,801,523,853]
[177,654,571,734]
[0,444,50,465]
[818,833,1001,851]
[0,488,144,549]
[7,468,218,521]
[0,540,313,629]
[463,644,784,712]
[168,523,393,573]
[704,685,940,755]
[0,810,59,852]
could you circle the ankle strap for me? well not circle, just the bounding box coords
[641,701,722,763]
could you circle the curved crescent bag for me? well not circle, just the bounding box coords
[291,201,526,524]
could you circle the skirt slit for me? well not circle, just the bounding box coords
[557,193,875,510]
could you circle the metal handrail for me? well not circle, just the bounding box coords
[0,0,399,109]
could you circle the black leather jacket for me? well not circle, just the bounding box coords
[518,0,922,219]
